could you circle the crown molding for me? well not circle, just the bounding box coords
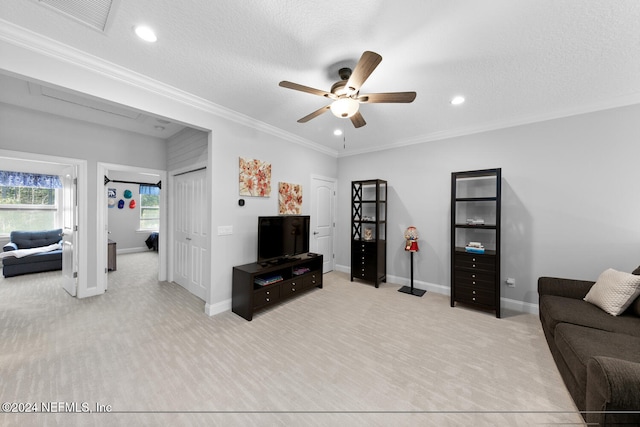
[339,94,640,157]
[0,19,338,158]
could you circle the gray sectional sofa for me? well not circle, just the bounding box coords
[538,268,640,426]
[2,229,63,277]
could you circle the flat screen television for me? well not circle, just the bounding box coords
[257,215,310,263]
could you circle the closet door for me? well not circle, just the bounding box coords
[173,168,208,300]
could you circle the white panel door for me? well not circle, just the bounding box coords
[173,168,208,300]
[61,165,78,296]
[310,176,336,273]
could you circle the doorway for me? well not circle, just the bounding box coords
[97,163,167,293]
[310,175,337,273]
[0,149,86,296]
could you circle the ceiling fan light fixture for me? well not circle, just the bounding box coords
[330,98,359,118]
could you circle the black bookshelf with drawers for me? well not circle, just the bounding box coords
[232,253,323,321]
[450,168,501,318]
[350,179,387,287]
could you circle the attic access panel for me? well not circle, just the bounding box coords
[38,0,118,31]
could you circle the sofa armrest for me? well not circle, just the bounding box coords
[3,242,17,252]
[586,356,640,426]
[538,276,595,300]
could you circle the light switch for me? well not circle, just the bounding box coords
[217,225,233,235]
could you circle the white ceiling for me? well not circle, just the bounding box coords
[1,0,639,156]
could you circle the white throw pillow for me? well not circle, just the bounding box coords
[584,268,640,316]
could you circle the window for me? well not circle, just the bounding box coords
[0,171,62,235]
[0,186,58,235]
[139,185,160,231]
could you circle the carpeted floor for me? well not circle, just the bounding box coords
[0,252,584,426]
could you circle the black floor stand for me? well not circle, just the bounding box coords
[398,251,426,297]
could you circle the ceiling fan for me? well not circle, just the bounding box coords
[279,51,416,128]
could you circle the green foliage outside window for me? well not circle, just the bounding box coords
[0,187,55,205]
[0,186,57,234]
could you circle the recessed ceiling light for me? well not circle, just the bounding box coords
[451,96,465,105]
[134,25,157,43]
[333,129,343,136]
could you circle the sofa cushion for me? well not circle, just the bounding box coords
[540,295,640,338]
[584,268,640,316]
[554,323,640,411]
[10,229,62,249]
[1,249,62,266]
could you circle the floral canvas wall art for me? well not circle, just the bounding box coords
[239,157,271,197]
[279,182,302,214]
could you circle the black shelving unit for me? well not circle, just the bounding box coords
[450,168,501,318]
[351,179,387,287]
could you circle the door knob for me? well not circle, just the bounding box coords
[313,231,319,235]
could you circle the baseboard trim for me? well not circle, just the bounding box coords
[116,247,150,255]
[335,264,539,315]
[500,297,539,315]
[386,273,449,295]
[335,264,350,274]
[77,287,104,299]
[205,298,231,316]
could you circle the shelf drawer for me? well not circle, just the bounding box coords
[454,253,495,271]
[253,285,280,308]
[352,253,376,267]
[303,270,322,288]
[352,243,378,256]
[454,268,495,285]
[354,266,378,282]
[455,284,495,306]
[280,279,303,297]
[454,276,495,291]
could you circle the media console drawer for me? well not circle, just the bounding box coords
[280,279,303,297]
[232,254,324,321]
[303,270,322,288]
[254,285,280,309]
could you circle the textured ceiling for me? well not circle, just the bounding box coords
[1,0,639,156]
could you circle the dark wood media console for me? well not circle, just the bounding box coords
[232,253,323,321]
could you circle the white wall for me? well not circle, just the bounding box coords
[208,116,338,309]
[337,103,640,309]
[0,103,167,292]
[168,128,208,171]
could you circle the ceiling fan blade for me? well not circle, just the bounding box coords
[358,92,417,103]
[297,105,331,123]
[279,81,334,98]
[346,51,382,92]
[350,111,366,128]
